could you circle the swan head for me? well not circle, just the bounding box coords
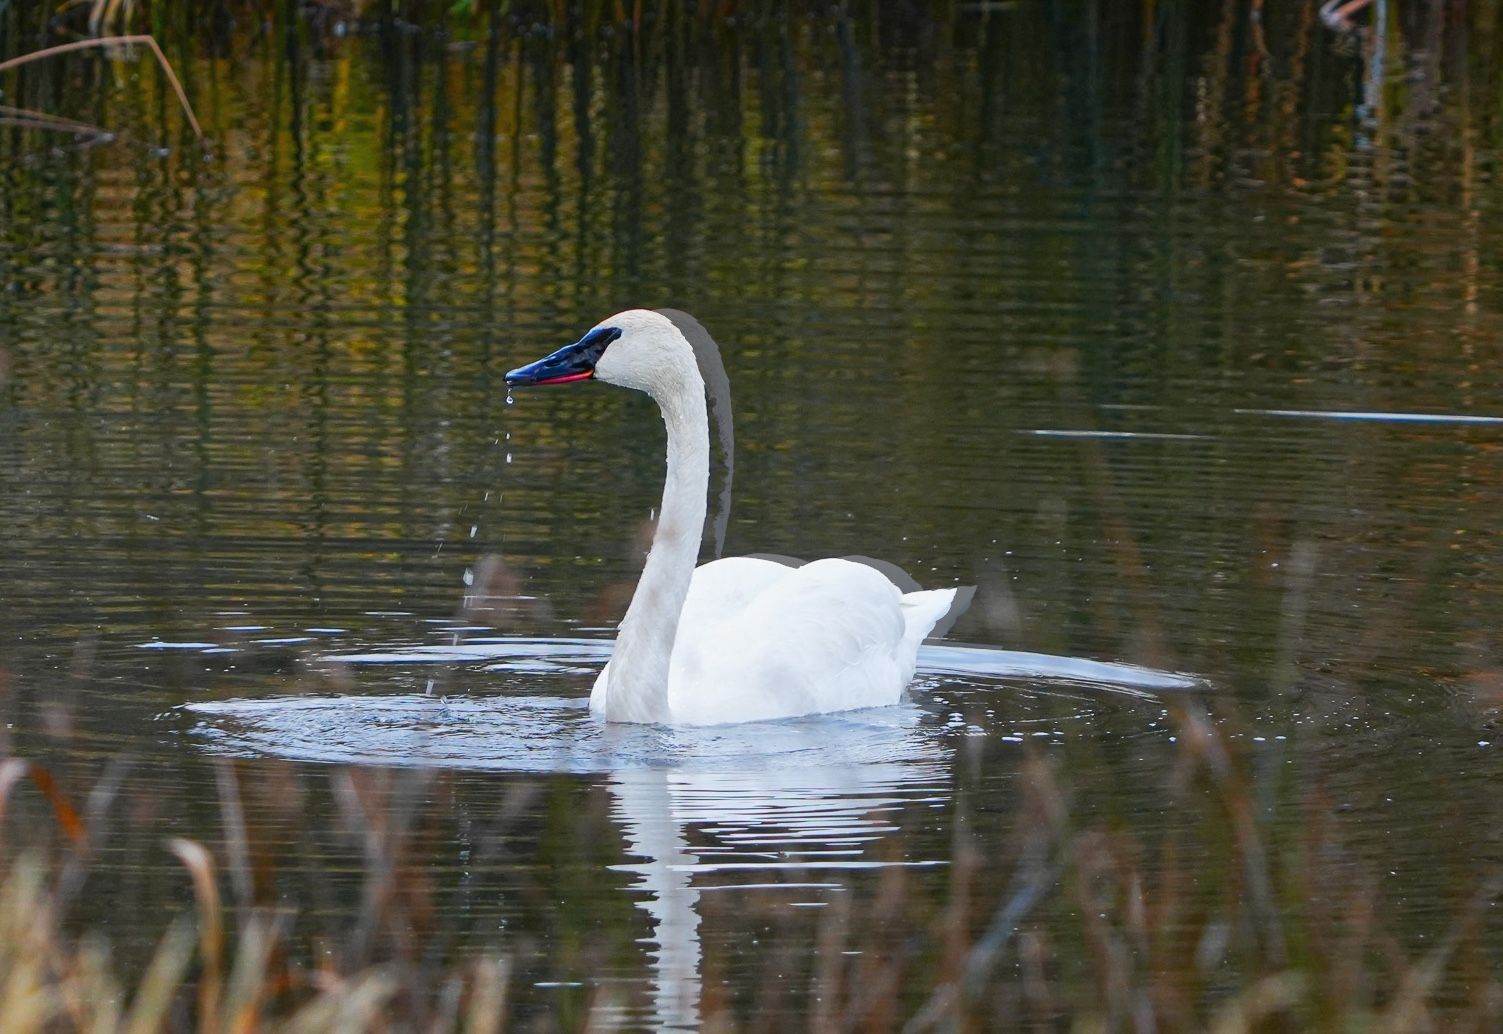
[505,309,698,399]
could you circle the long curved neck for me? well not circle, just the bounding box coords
[604,370,709,723]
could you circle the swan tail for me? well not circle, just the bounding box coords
[897,586,972,680]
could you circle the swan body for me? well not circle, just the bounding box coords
[599,555,956,725]
[506,309,963,726]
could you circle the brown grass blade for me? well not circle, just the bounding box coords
[25,765,87,845]
[1207,972,1307,1034]
[0,35,204,144]
[465,958,509,1034]
[280,972,398,1034]
[168,837,223,1034]
[219,913,284,1033]
[0,104,110,138]
[0,758,29,834]
[89,0,138,37]
[121,919,196,1034]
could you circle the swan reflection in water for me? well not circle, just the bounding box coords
[608,737,949,1030]
[186,674,958,1031]
[184,634,1198,1029]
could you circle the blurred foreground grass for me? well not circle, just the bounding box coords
[2,697,1499,1032]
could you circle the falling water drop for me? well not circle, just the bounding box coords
[463,568,475,586]
[505,391,514,406]
[469,525,478,538]
[505,452,512,464]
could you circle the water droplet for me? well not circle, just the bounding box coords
[505,452,512,463]
[469,525,478,538]
[463,568,474,586]
[505,391,514,406]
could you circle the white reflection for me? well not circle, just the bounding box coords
[610,770,702,1032]
[181,636,1192,1026]
[607,757,948,1032]
[185,683,952,1029]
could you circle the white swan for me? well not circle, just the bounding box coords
[505,309,964,726]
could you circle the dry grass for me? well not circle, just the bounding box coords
[3,693,1501,1032]
[0,758,515,1033]
[0,852,509,1032]
[679,701,1503,1032]
[0,35,205,146]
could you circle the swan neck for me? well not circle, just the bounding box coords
[606,374,709,723]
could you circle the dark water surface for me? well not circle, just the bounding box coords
[5,2,1503,1027]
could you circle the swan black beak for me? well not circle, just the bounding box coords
[505,326,622,387]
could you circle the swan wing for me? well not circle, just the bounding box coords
[678,555,797,628]
[897,588,960,667]
[668,557,935,725]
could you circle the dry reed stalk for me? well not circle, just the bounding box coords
[213,762,254,917]
[0,35,205,144]
[119,920,196,1034]
[1206,972,1307,1034]
[88,0,138,37]
[0,759,30,835]
[1321,0,1376,32]
[52,0,138,37]
[0,858,59,1034]
[278,970,398,1034]
[169,838,224,1034]
[1375,875,1503,1033]
[903,753,1068,1033]
[19,765,86,845]
[0,104,112,139]
[465,957,509,1034]
[228,914,295,1032]
[1168,700,1288,968]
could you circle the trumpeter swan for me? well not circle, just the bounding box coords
[505,309,965,725]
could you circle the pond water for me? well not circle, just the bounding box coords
[4,2,1503,1027]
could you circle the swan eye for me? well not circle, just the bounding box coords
[505,326,622,387]
[577,325,623,359]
